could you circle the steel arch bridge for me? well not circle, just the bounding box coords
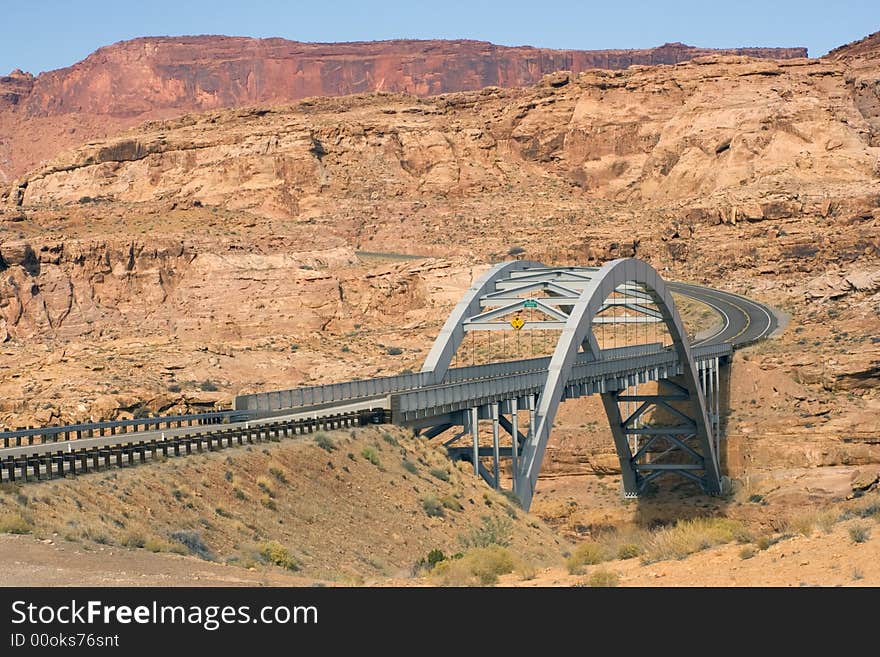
[1,258,777,512]
[419,258,723,510]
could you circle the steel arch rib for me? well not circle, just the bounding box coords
[421,260,543,384]
[513,258,721,510]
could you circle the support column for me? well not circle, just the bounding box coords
[714,357,720,449]
[601,391,640,496]
[527,394,536,444]
[491,403,500,490]
[510,398,519,492]
[470,406,479,476]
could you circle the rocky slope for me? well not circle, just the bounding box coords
[0,36,806,182]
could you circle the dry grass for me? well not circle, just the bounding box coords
[849,523,871,544]
[642,518,748,563]
[432,546,516,586]
[781,509,838,537]
[584,569,620,587]
[0,513,32,534]
[566,541,607,574]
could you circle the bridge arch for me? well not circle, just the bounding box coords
[421,257,722,510]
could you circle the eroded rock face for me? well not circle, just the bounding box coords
[0,36,807,181]
[13,56,878,214]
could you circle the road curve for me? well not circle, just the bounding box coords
[668,281,778,349]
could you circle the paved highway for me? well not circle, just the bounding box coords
[669,282,778,348]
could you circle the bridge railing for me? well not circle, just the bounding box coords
[389,346,728,423]
[232,343,674,414]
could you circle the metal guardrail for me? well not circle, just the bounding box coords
[0,342,732,449]
[0,410,250,449]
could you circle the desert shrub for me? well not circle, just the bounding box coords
[422,496,444,518]
[268,466,288,484]
[507,245,526,256]
[816,510,838,534]
[260,496,277,511]
[122,533,146,548]
[215,507,232,518]
[143,538,172,553]
[232,487,247,501]
[433,546,515,586]
[739,546,757,560]
[414,548,447,573]
[853,497,880,520]
[849,524,871,544]
[756,534,786,551]
[381,432,398,446]
[783,511,823,537]
[585,569,619,587]
[259,542,300,571]
[440,495,464,512]
[256,476,275,497]
[643,518,746,563]
[616,543,642,560]
[314,433,335,452]
[566,542,607,574]
[429,467,450,482]
[170,530,213,560]
[402,459,418,475]
[361,447,381,467]
[199,380,219,392]
[460,515,513,549]
[385,346,403,356]
[0,513,32,534]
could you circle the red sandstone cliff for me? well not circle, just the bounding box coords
[0,36,806,180]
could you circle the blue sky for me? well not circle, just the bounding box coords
[2,0,878,75]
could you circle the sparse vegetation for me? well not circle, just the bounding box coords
[739,546,757,560]
[314,433,335,452]
[385,346,404,356]
[169,530,213,560]
[260,541,300,571]
[440,495,464,512]
[0,513,32,534]
[269,466,288,484]
[402,459,418,475]
[849,524,871,544]
[256,476,276,497]
[642,518,748,563]
[199,380,219,392]
[422,496,444,518]
[414,548,448,573]
[616,542,642,560]
[566,542,607,574]
[433,546,515,586]
[460,515,512,549]
[756,534,786,551]
[585,569,619,587]
[361,446,381,467]
[429,467,450,482]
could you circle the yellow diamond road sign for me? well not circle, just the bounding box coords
[510,315,525,331]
